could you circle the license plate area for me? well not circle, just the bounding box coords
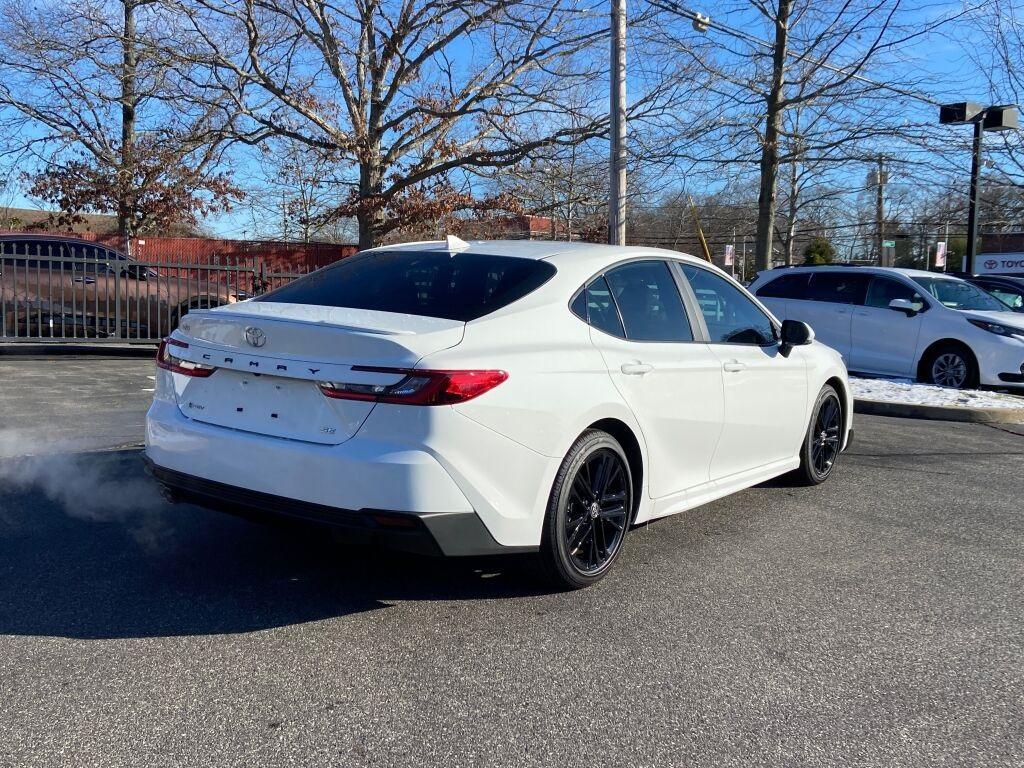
[175,369,373,444]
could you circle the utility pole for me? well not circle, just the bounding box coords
[550,170,556,240]
[608,0,627,246]
[874,158,887,266]
[120,0,137,248]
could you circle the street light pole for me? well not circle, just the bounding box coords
[939,101,1019,275]
[965,117,984,275]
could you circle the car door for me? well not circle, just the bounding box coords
[850,276,927,376]
[581,260,725,500]
[679,263,808,480]
[4,239,58,336]
[794,272,869,363]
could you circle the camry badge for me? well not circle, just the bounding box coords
[244,326,267,347]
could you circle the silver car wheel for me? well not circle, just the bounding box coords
[932,352,968,388]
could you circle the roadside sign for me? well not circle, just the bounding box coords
[974,253,1024,275]
[934,241,946,268]
[723,244,735,266]
[882,239,896,248]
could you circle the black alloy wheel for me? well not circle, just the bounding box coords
[564,448,630,574]
[810,393,842,477]
[540,430,633,589]
[793,384,843,486]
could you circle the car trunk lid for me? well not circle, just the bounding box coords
[167,302,465,444]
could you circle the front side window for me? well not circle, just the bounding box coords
[256,250,557,322]
[604,260,693,342]
[864,277,925,309]
[681,264,776,345]
[806,272,870,305]
[911,276,1007,312]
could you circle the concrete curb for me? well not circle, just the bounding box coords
[854,397,1024,424]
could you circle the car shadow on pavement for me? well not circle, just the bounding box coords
[0,449,547,640]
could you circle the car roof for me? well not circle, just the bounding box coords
[966,273,1024,284]
[0,233,125,253]
[757,265,957,280]
[364,238,710,271]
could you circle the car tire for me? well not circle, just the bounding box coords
[920,343,978,389]
[791,384,843,486]
[538,429,633,590]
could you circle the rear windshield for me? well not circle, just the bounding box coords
[256,250,557,322]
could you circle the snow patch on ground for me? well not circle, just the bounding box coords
[849,376,1024,410]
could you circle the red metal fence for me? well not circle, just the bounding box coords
[0,238,332,343]
[0,230,358,271]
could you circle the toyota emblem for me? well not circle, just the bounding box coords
[244,326,267,347]
[985,260,998,270]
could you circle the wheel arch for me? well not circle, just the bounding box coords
[915,338,977,383]
[824,375,850,434]
[586,417,644,524]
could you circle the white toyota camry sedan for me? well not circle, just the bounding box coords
[145,239,852,588]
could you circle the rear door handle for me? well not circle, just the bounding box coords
[620,362,653,376]
[722,360,746,373]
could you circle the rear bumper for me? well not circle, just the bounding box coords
[145,371,556,550]
[144,456,534,557]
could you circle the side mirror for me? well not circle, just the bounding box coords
[779,319,814,357]
[888,298,917,315]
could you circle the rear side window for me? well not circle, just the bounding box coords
[807,273,869,305]
[756,272,811,299]
[572,276,626,338]
[605,261,693,342]
[256,250,557,322]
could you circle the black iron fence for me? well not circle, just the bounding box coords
[0,241,311,343]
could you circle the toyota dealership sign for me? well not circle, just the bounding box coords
[974,253,1024,276]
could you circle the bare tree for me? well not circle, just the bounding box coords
[165,0,638,248]
[965,0,1024,187]
[0,0,240,239]
[244,138,351,242]
[651,0,968,270]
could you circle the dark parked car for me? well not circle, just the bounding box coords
[0,235,240,339]
[960,274,1024,313]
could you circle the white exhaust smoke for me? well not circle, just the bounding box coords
[0,430,171,547]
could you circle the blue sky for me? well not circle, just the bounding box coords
[2,0,1010,241]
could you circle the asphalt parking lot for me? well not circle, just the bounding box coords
[1,357,1022,767]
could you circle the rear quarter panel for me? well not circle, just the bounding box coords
[424,299,639,461]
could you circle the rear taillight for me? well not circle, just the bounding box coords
[156,338,216,378]
[318,367,507,406]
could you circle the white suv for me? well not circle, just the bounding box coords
[748,266,1024,389]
